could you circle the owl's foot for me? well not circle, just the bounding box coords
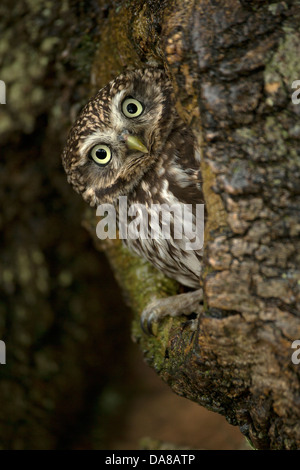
[140,288,203,335]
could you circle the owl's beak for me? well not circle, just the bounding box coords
[121,133,148,154]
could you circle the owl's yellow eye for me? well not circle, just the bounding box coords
[90,144,111,166]
[122,97,144,118]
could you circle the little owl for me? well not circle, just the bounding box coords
[62,68,204,333]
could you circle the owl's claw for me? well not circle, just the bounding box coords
[140,307,166,335]
[140,288,203,335]
[140,310,158,335]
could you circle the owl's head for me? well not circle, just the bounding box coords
[62,68,175,206]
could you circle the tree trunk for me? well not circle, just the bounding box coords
[1,0,300,450]
[86,0,300,449]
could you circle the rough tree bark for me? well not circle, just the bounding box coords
[84,0,300,450]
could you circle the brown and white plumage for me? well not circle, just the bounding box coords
[62,68,204,330]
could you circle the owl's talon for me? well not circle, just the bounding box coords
[140,289,203,336]
[140,308,157,335]
[147,315,155,336]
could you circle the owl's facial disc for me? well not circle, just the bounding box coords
[62,68,176,206]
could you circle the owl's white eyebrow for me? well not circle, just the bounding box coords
[111,89,127,107]
[79,130,115,159]
[110,90,128,129]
